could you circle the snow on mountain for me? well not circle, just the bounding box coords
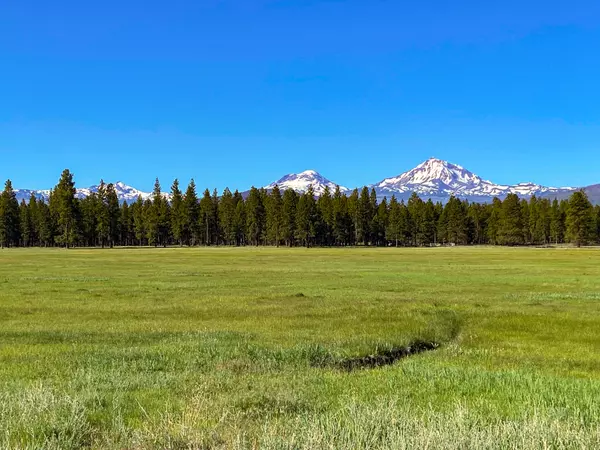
[86,182,158,202]
[15,182,163,204]
[14,189,51,203]
[373,158,575,200]
[265,170,349,196]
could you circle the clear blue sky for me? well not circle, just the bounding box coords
[1,0,599,191]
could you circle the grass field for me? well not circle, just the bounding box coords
[1,247,599,449]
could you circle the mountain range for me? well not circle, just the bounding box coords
[15,182,159,204]
[13,158,597,204]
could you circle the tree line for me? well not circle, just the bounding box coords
[1,169,599,249]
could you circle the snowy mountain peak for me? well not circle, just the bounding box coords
[374,158,575,200]
[114,181,130,189]
[112,182,155,201]
[265,170,349,195]
[376,158,483,192]
[297,169,318,176]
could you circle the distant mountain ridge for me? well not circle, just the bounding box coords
[14,182,163,204]
[13,158,598,204]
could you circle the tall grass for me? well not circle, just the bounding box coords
[251,401,600,450]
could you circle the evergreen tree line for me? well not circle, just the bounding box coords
[1,169,599,249]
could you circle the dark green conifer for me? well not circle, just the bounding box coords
[0,180,21,247]
[106,183,120,248]
[245,187,265,246]
[183,179,200,245]
[218,188,236,245]
[170,179,186,246]
[566,190,595,247]
[51,170,78,248]
[549,199,565,244]
[498,194,524,245]
[295,186,317,248]
[266,185,283,246]
[281,189,297,247]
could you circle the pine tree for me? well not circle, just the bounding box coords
[520,199,530,244]
[534,198,551,245]
[332,186,350,246]
[566,190,595,247]
[0,180,21,247]
[317,186,334,246]
[211,189,220,245]
[407,193,425,246]
[528,196,540,244]
[368,188,379,245]
[26,195,40,246]
[266,185,283,246]
[120,201,133,246]
[245,187,265,246]
[549,199,565,244]
[281,189,297,247]
[295,186,317,247]
[219,188,236,245]
[347,189,359,245]
[80,193,99,246]
[94,181,119,247]
[357,187,372,245]
[386,196,401,247]
[498,194,524,246]
[422,199,437,245]
[199,189,214,245]
[443,196,468,245]
[468,202,488,245]
[38,200,55,247]
[233,192,246,246]
[132,196,146,245]
[106,183,120,248]
[96,181,110,248]
[51,170,78,248]
[183,179,200,245]
[170,179,186,245]
[142,198,153,245]
[373,198,388,246]
[19,200,32,246]
[147,178,169,246]
[486,198,502,245]
[398,201,411,246]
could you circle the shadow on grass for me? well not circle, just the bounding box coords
[316,340,441,372]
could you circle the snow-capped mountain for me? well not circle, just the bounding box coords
[15,182,162,204]
[373,158,575,201]
[264,170,349,196]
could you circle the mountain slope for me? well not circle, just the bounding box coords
[372,158,575,201]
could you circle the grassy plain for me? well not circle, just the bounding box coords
[0,247,599,449]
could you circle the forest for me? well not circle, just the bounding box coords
[1,169,599,249]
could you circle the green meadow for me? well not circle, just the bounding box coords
[1,247,599,449]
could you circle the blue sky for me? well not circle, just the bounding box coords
[1,0,599,191]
